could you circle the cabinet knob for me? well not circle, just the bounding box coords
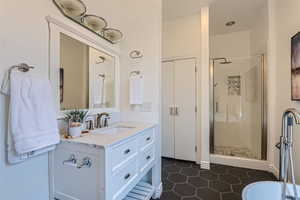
[124,149,131,154]
[146,137,151,141]
[124,173,131,180]
[146,155,151,160]
[77,157,92,169]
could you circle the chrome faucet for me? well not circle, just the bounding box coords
[278,108,300,200]
[95,112,110,128]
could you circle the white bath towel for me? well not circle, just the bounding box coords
[227,96,242,122]
[1,70,59,157]
[129,75,143,105]
[94,75,105,105]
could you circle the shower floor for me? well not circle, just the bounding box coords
[214,146,259,159]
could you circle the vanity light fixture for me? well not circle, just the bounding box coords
[53,0,123,44]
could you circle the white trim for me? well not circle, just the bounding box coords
[200,160,210,170]
[162,56,198,63]
[152,182,163,199]
[46,15,120,55]
[268,163,279,179]
[46,15,120,116]
[200,6,210,168]
[210,154,279,178]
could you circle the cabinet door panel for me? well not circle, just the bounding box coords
[174,59,196,161]
[162,61,175,158]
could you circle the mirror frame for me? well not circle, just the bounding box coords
[46,15,120,118]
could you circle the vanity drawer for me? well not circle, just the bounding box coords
[112,159,138,200]
[139,129,155,151]
[111,139,138,172]
[139,144,155,173]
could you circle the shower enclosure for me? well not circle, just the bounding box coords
[210,55,267,160]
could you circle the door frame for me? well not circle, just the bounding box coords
[209,55,268,160]
[161,56,198,161]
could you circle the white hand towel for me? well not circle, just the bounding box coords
[5,70,59,155]
[129,75,143,105]
[94,75,105,105]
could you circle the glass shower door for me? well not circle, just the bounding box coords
[211,55,265,160]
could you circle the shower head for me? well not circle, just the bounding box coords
[211,57,232,65]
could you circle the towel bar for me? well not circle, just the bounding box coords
[9,63,34,73]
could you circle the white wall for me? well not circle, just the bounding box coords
[0,0,161,199]
[210,30,251,58]
[119,0,162,123]
[162,14,201,59]
[268,0,300,182]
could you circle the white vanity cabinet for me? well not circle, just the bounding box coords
[50,124,160,200]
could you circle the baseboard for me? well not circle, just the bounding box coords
[152,182,162,199]
[210,154,269,171]
[200,160,210,170]
[210,154,280,179]
[268,163,279,179]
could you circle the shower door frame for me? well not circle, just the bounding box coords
[209,54,268,160]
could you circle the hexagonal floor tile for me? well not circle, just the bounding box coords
[182,197,201,200]
[168,173,187,183]
[159,191,181,200]
[228,167,249,178]
[174,183,196,196]
[165,165,182,173]
[222,192,242,200]
[162,158,176,167]
[188,177,208,188]
[174,160,192,167]
[163,179,174,191]
[232,183,247,194]
[197,188,220,200]
[220,174,240,184]
[162,169,168,179]
[239,176,259,185]
[247,170,276,180]
[210,164,229,174]
[210,181,231,192]
[160,158,277,200]
[181,167,199,176]
[199,170,218,181]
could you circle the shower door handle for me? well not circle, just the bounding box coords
[174,107,179,116]
[216,102,219,113]
[169,106,174,115]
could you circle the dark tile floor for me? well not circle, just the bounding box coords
[159,158,277,200]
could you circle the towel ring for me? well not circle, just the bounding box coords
[129,50,143,59]
[9,63,34,73]
[130,71,141,76]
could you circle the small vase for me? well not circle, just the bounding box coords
[69,125,82,138]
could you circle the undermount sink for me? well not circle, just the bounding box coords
[90,125,136,134]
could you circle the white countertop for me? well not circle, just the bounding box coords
[60,122,156,148]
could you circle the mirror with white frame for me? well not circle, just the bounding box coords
[55,31,119,112]
[47,15,120,115]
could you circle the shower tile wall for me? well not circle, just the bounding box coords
[213,57,262,159]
